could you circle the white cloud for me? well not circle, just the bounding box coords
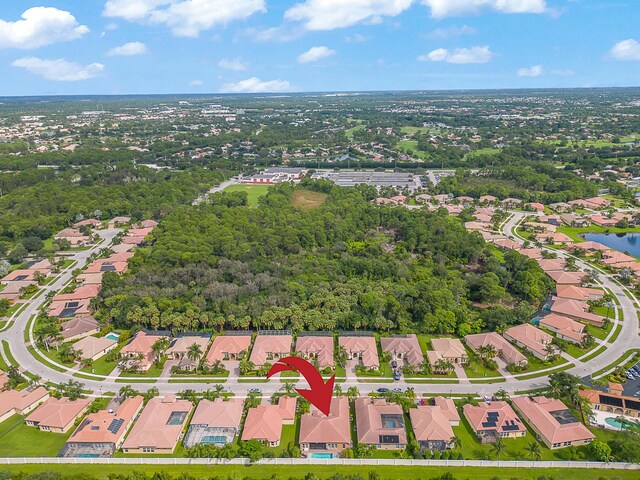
[0,7,89,49]
[345,33,369,43]
[517,64,543,77]
[297,46,336,63]
[427,24,476,39]
[12,57,104,82]
[244,26,303,42]
[418,46,493,64]
[550,68,575,76]
[422,0,547,19]
[285,0,413,30]
[609,39,640,61]
[190,79,203,86]
[222,77,292,93]
[104,0,266,37]
[218,58,248,71]
[107,41,148,56]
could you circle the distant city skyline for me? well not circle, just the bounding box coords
[0,1,639,96]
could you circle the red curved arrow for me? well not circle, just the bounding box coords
[267,356,335,416]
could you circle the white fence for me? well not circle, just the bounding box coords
[0,458,638,470]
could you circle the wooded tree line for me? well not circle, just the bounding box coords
[98,183,551,336]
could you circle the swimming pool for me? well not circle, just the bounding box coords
[202,435,227,444]
[105,332,120,342]
[605,417,639,430]
[309,453,334,459]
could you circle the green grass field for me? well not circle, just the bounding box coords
[0,415,72,457]
[225,184,271,207]
[345,124,365,139]
[291,189,328,211]
[1,465,638,480]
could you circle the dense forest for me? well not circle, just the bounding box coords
[0,163,232,255]
[97,182,552,335]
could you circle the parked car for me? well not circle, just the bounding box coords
[393,372,401,381]
[634,391,640,398]
[393,388,403,393]
[248,388,261,394]
[391,360,398,368]
[377,388,390,393]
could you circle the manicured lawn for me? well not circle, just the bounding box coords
[0,416,72,457]
[345,124,365,139]
[118,362,164,379]
[563,342,597,359]
[2,465,640,480]
[291,189,328,211]
[80,348,123,377]
[264,423,297,456]
[224,184,271,207]
[587,321,613,341]
[463,360,502,379]
[520,354,567,373]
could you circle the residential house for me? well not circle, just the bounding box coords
[108,217,131,228]
[73,219,103,229]
[512,396,594,449]
[338,335,380,369]
[184,398,244,448]
[560,214,590,228]
[546,271,587,285]
[0,387,50,423]
[249,333,292,367]
[571,241,610,255]
[550,297,605,327]
[536,258,566,273]
[580,389,640,419]
[479,195,497,204]
[463,401,526,444]
[539,215,563,226]
[464,332,528,367]
[539,314,586,345]
[427,338,468,367]
[526,202,545,213]
[380,334,424,367]
[48,285,101,318]
[121,396,194,454]
[0,281,34,303]
[299,396,351,458]
[519,248,543,260]
[204,334,251,366]
[503,324,557,360]
[76,273,105,286]
[535,232,575,245]
[241,397,297,447]
[120,330,170,372]
[555,285,604,302]
[59,316,100,342]
[165,334,211,371]
[295,335,335,368]
[55,228,92,247]
[73,335,118,361]
[60,396,144,458]
[355,398,407,450]
[26,397,91,433]
[1,270,37,283]
[136,220,159,229]
[493,238,521,251]
[409,406,456,452]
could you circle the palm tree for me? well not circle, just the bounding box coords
[451,436,462,450]
[421,357,432,375]
[187,343,203,373]
[434,359,454,375]
[492,437,507,459]
[119,385,136,399]
[151,338,170,365]
[346,386,359,401]
[281,382,296,396]
[494,389,509,401]
[525,441,542,460]
[239,359,255,375]
[336,346,348,368]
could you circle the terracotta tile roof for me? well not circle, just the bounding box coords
[463,401,525,435]
[166,335,210,357]
[0,387,49,417]
[464,332,527,365]
[511,396,594,445]
[26,397,91,429]
[60,316,99,340]
[430,338,467,361]
[241,397,297,444]
[65,396,143,444]
[52,285,101,303]
[546,270,586,285]
[503,324,555,358]
[555,285,604,301]
[338,336,379,368]
[73,336,118,360]
[550,297,604,325]
[299,396,350,445]
[122,396,193,451]
[190,398,243,428]
[380,334,424,366]
[295,336,335,368]
[409,406,455,443]
[355,398,407,446]
[205,335,251,365]
[249,334,292,366]
[432,397,460,423]
[539,314,585,343]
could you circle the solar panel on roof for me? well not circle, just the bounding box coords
[599,395,624,408]
[107,418,124,434]
[482,422,497,428]
[503,425,521,432]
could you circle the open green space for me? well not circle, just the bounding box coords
[0,415,72,457]
[291,189,328,211]
[224,184,271,207]
[1,465,638,480]
[557,225,640,243]
[345,124,365,139]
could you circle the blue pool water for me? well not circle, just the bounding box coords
[605,417,639,430]
[584,233,640,259]
[105,333,120,342]
[202,435,227,444]
[310,453,334,459]
[76,453,99,458]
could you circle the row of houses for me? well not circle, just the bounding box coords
[3,380,632,459]
[0,258,54,304]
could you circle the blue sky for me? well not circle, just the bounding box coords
[0,0,639,95]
